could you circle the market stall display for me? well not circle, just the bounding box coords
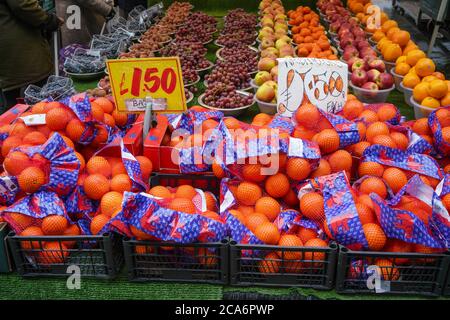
[1,0,450,300]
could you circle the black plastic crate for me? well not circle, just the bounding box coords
[229,241,338,289]
[7,232,123,279]
[336,246,449,296]
[443,254,450,296]
[150,173,220,197]
[123,239,229,284]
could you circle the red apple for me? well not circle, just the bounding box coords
[368,59,386,73]
[342,47,359,61]
[367,69,381,83]
[351,58,367,71]
[351,69,368,87]
[377,72,394,89]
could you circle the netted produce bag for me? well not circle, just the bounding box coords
[429,107,450,157]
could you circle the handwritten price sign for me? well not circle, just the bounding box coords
[277,58,348,117]
[107,57,187,113]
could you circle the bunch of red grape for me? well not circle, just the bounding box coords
[175,25,213,44]
[188,12,218,34]
[202,83,254,109]
[205,60,252,90]
[219,45,258,72]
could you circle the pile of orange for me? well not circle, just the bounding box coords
[288,6,337,59]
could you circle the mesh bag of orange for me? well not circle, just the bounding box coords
[370,175,450,252]
[108,191,226,244]
[339,102,401,126]
[69,139,151,235]
[0,133,80,205]
[429,107,450,157]
[358,144,444,193]
[437,174,450,217]
[291,103,360,156]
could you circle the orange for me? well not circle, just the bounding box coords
[103,113,116,127]
[436,109,450,127]
[382,168,408,194]
[295,103,320,129]
[375,259,400,280]
[169,198,196,214]
[387,27,401,40]
[258,252,280,273]
[3,151,31,176]
[9,123,33,138]
[65,119,86,142]
[286,158,311,181]
[394,62,411,76]
[357,122,366,140]
[224,117,240,130]
[204,192,217,212]
[39,242,68,264]
[396,55,407,64]
[372,30,385,42]
[297,227,318,244]
[73,152,85,171]
[363,223,387,251]
[358,194,374,210]
[110,161,127,176]
[310,158,331,178]
[428,79,448,99]
[383,43,402,62]
[83,174,110,200]
[377,105,397,123]
[328,150,352,173]
[42,215,68,235]
[442,194,450,211]
[443,127,450,143]
[405,49,426,66]
[237,205,254,217]
[18,167,46,193]
[246,212,269,231]
[358,161,385,178]
[31,102,47,114]
[316,129,340,154]
[390,132,409,150]
[110,174,132,193]
[253,113,272,126]
[359,177,387,199]
[1,136,22,157]
[441,93,450,108]
[422,75,438,83]
[101,191,123,216]
[212,161,225,179]
[255,197,281,221]
[112,110,128,127]
[90,214,110,235]
[356,202,376,225]
[343,100,364,120]
[283,189,300,207]
[229,209,246,225]
[366,122,390,143]
[415,58,436,77]
[421,97,440,108]
[278,235,303,260]
[62,224,81,248]
[94,97,114,114]
[136,156,153,180]
[202,211,220,221]
[19,226,44,249]
[352,141,371,157]
[384,239,413,264]
[359,110,379,122]
[242,164,266,183]
[254,221,280,245]
[9,212,33,230]
[300,192,325,221]
[175,185,197,200]
[402,73,420,89]
[148,186,172,198]
[392,30,410,47]
[304,238,327,262]
[90,102,105,122]
[86,156,111,178]
[265,173,290,198]
[46,107,70,131]
[381,20,398,33]
[130,225,153,240]
[92,125,108,146]
[236,181,262,205]
[412,118,431,135]
[22,131,47,146]
[372,134,398,148]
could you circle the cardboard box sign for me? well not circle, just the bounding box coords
[277,58,348,117]
[123,114,145,156]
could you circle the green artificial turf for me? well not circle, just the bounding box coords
[0,271,222,300]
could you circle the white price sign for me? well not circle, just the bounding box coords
[277,58,348,117]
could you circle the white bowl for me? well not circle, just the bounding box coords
[390,68,404,92]
[400,81,414,106]
[186,91,194,104]
[350,82,395,104]
[409,96,437,119]
[250,79,260,93]
[254,97,277,115]
[197,93,253,116]
[184,74,200,88]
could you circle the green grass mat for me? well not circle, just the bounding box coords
[0,272,222,300]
